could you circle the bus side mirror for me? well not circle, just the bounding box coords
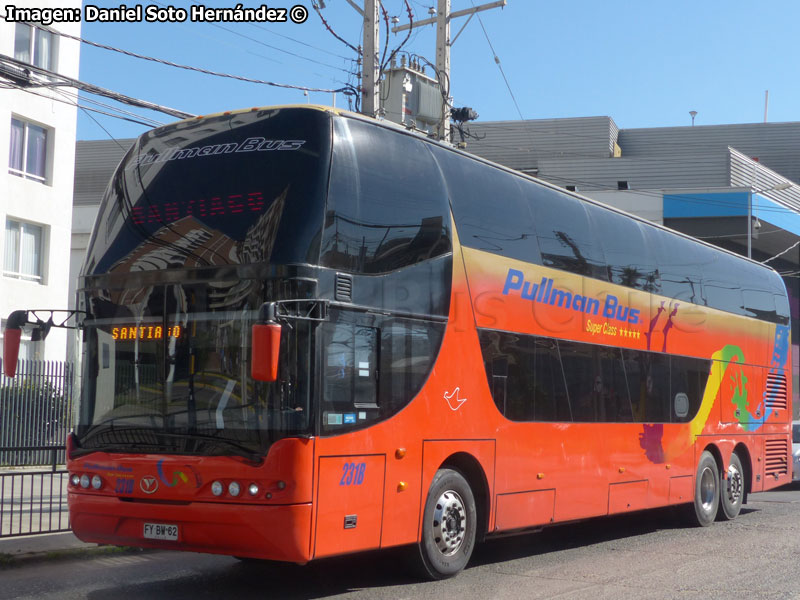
[3,310,28,378]
[251,323,281,382]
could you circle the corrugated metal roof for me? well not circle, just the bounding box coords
[73,138,135,206]
[536,154,731,192]
[464,116,619,171]
[619,122,800,183]
[729,147,800,212]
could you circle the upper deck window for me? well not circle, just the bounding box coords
[432,146,541,264]
[587,206,659,292]
[321,118,451,274]
[84,108,331,276]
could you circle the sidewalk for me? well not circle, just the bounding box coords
[0,531,100,565]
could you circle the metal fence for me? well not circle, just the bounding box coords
[0,360,74,466]
[0,447,70,537]
[0,360,74,537]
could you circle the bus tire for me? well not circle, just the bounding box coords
[717,452,744,521]
[415,468,477,580]
[691,451,720,527]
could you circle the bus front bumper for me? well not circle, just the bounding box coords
[69,492,313,563]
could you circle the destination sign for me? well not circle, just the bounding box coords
[130,192,265,226]
[111,325,182,341]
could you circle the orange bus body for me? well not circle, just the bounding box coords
[63,106,792,575]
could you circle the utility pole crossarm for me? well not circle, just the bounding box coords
[392,0,506,33]
[345,0,364,16]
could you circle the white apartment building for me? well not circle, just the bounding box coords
[0,2,81,364]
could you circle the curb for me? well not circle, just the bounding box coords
[0,532,146,568]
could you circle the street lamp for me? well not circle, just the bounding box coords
[748,182,792,258]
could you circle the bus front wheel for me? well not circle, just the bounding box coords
[416,468,477,580]
[717,452,744,521]
[691,451,720,527]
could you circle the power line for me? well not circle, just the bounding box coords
[61,90,165,127]
[199,20,355,75]
[52,88,135,151]
[763,241,800,265]
[1,69,176,127]
[0,53,193,118]
[52,29,357,96]
[130,0,354,64]
[311,2,361,55]
[471,0,523,120]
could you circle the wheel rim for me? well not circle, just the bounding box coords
[726,463,743,505]
[699,465,717,513]
[432,489,467,556]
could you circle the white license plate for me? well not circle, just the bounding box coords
[143,522,178,541]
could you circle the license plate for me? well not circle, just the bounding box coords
[143,522,178,541]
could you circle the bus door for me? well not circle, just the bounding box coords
[314,310,386,558]
[315,454,386,557]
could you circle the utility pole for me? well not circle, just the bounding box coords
[436,0,451,141]
[340,0,380,118]
[393,0,505,141]
[362,0,380,117]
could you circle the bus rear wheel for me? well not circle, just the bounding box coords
[416,468,477,580]
[691,450,720,527]
[717,452,744,521]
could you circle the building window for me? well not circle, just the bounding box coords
[9,118,48,182]
[14,23,56,71]
[4,219,44,283]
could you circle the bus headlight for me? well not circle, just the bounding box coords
[248,483,259,497]
[91,475,103,490]
[228,482,241,497]
[71,474,81,487]
[80,474,90,489]
[211,481,224,496]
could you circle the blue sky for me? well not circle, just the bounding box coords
[77,0,800,140]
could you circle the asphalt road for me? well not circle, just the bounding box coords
[3,483,800,600]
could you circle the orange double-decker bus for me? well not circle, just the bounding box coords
[4,106,792,579]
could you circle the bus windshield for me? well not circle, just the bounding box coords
[77,283,313,459]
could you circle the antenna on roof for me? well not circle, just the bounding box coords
[689,111,697,126]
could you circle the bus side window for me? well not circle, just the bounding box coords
[524,185,607,281]
[647,229,705,305]
[623,349,670,423]
[478,331,570,423]
[433,147,541,265]
[702,252,746,317]
[479,332,711,425]
[379,320,442,417]
[588,207,660,293]
[321,119,451,274]
[533,338,570,422]
[322,319,378,432]
[742,288,777,321]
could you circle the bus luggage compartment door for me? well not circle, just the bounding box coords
[314,455,386,558]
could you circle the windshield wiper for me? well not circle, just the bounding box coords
[156,431,264,464]
[77,424,264,463]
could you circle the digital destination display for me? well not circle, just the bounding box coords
[130,191,266,225]
[111,326,182,341]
